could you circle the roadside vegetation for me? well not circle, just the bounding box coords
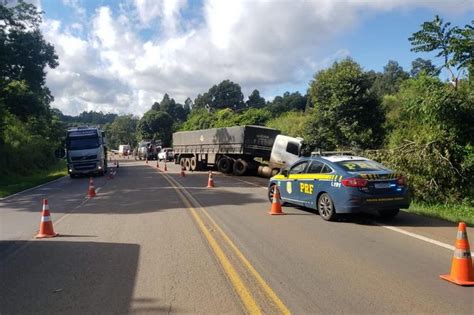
[1,2,472,223]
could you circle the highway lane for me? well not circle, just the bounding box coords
[1,160,473,314]
[162,163,473,314]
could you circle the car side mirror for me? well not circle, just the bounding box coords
[281,169,289,177]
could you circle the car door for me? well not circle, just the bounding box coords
[281,161,309,205]
[305,161,335,209]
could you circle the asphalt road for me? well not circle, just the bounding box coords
[1,160,473,314]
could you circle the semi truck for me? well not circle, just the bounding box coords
[172,125,303,177]
[65,127,108,178]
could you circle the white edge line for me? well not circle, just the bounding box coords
[378,224,474,255]
[0,176,68,201]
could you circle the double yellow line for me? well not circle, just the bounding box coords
[154,168,290,315]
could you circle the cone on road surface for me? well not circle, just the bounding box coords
[36,199,58,238]
[440,222,474,286]
[116,160,119,168]
[87,177,97,197]
[145,158,148,164]
[180,167,186,177]
[269,186,285,215]
[164,163,168,172]
[207,171,215,188]
[156,160,160,169]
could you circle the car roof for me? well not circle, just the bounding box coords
[319,155,370,163]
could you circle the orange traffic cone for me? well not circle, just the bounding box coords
[145,158,148,164]
[87,177,97,197]
[156,160,160,169]
[269,186,285,215]
[164,163,168,172]
[440,222,474,286]
[36,199,59,238]
[180,167,186,177]
[207,171,215,188]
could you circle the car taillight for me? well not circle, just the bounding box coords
[341,177,368,187]
[396,176,407,186]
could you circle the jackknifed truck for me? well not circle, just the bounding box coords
[172,125,303,177]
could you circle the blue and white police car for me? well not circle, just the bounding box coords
[268,154,410,221]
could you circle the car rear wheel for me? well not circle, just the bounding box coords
[268,184,285,205]
[318,193,337,221]
[378,208,399,218]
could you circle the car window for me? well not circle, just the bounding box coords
[286,141,299,155]
[289,161,308,174]
[336,160,388,172]
[308,161,324,173]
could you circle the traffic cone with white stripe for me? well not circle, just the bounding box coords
[269,185,285,215]
[440,222,474,286]
[36,199,58,238]
[87,177,96,197]
[164,162,168,172]
[180,166,186,177]
[207,171,215,188]
[156,160,160,169]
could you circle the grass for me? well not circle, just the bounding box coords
[406,201,474,226]
[0,160,67,198]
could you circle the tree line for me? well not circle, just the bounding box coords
[1,1,472,205]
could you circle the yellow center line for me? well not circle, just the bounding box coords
[157,168,262,315]
[153,166,291,315]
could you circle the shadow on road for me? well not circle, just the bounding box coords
[0,240,142,314]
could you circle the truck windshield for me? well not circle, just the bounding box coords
[67,137,100,150]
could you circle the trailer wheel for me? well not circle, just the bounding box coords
[190,157,197,171]
[217,157,233,173]
[184,158,191,170]
[233,159,248,176]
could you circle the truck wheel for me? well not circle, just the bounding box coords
[218,157,233,173]
[184,158,191,171]
[233,159,248,176]
[318,193,338,221]
[190,157,197,171]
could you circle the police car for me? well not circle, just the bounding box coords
[268,154,410,221]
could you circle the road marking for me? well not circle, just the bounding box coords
[159,169,291,315]
[160,172,262,315]
[378,224,456,251]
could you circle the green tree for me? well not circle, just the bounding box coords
[105,115,138,149]
[181,108,214,130]
[307,58,384,150]
[137,110,173,145]
[409,16,473,84]
[410,58,440,77]
[205,80,245,111]
[266,91,307,115]
[0,1,58,120]
[246,89,266,108]
[372,60,410,97]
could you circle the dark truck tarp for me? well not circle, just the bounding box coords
[173,125,280,159]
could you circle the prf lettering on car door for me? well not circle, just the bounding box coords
[299,183,313,194]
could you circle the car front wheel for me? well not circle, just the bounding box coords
[318,193,337,221]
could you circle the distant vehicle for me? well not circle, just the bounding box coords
[268,153,410,221]
[137,140,158,160]
[118,144,131,156]
[158,147,174,162]
[172,125,303,176]
[64,127,108,178]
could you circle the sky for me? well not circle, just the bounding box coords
[27,0,474,116]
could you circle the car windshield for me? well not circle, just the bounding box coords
[336,160,389,172]
[67,137,100,150]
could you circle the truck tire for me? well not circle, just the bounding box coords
[258,166,273,178]
[185,158,191,171]
[218,157,233,173]
[190,157,197,171]
[233,159,248,176]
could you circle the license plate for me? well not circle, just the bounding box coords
[374,182,391,189]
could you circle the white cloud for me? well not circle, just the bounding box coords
[41,0,474,116]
